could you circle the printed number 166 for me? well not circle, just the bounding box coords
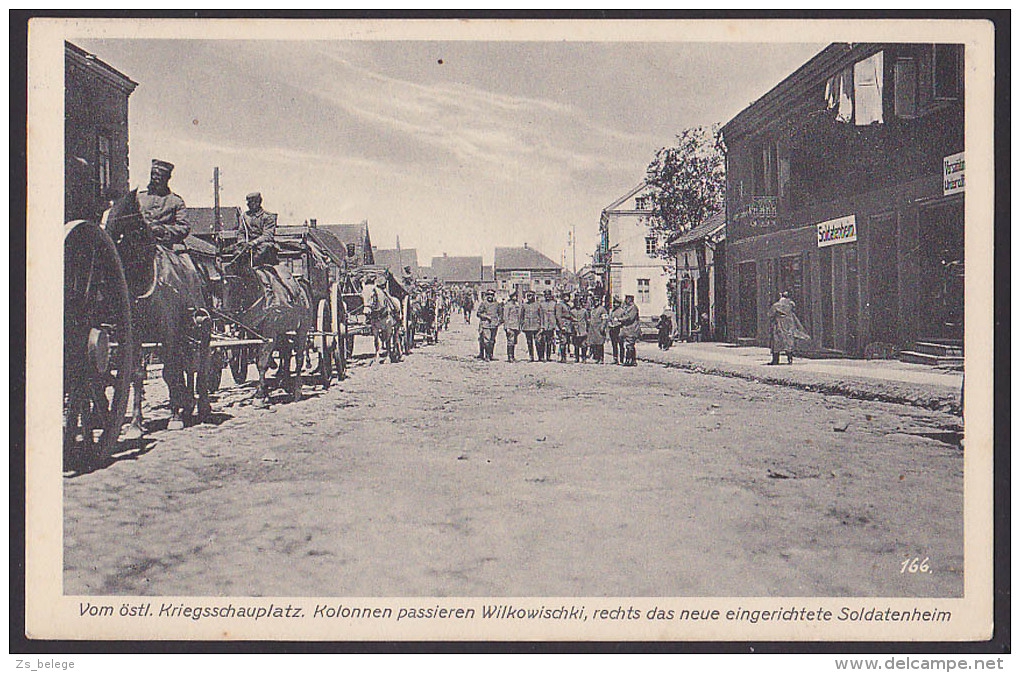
[901,557,931,574]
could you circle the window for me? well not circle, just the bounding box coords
[346,243,356,257]
[97,133,112,197]
[933,44,962,100]
[894,58,918,118]
[853,51,884,125]
[637,278,650,303]
[645,236,657,256]
[544,279,551,285]
[635,196,648,210]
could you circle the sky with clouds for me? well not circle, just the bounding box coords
[77,38,825,267]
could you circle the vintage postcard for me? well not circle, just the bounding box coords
[24,16,997,643]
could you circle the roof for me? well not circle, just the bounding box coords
[667,210,727,248]
[720,43,882,141]
[431,255,483,283]
[320,222,368,247]
[493,246,561,272]
[188,207,242,236]
[482,265,494,282]
[602,182,650,214]
[65,41,138,94]
[373,248,419,277]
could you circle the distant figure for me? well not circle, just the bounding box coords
[463,293,475,323]
[657,309,673,350]
[769,291,810,365]
[521,291,542,361]
[502,291,523,362]
[607,296,625,364]
[586,298,609,364]
[570,297,589,362]
[618,294,640,366]
[554,291,574,362]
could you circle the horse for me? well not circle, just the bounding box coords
[218,245,311,407]
[103,190,212,437]
[360,280,402,365]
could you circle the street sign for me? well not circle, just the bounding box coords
[816,215,857,248]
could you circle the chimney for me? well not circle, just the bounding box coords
[309,218,317,228]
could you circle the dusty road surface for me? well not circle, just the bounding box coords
[64,321,963,597]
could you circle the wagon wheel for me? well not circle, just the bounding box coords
[63,221,134,460]
[315,298,333,389]
[331,283,347,381]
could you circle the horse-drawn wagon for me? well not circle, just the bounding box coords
[337,265,413,363]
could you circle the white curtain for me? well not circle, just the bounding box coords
[853,51,885,125]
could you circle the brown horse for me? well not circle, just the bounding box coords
[103,191,213,437]
[218,247,310,406]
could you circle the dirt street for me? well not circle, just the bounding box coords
[64,321,963,597]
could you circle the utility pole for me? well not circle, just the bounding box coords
[212,167,221,234]
[571,222,577,275]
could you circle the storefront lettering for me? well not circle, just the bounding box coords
[816,215,857,248]
[943,151,964,195]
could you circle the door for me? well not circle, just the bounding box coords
[867,212,900,345]
[738,261,757,339]
[918,199,964,341]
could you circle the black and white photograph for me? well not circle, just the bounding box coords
[23,16,997,643]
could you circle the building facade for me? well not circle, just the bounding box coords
[668,211,726,341]
[65,41,137,223]
[493,245,562,298]
[597,183,671,313]
[721,42,964,358]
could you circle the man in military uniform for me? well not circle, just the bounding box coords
[241,192,279,267]
[554,291,574,362]
[607,296,625,364]
[520,291,542,361]
[501,291,524,362]
[475,289,501,361]
[138,159,190,246]
[618,294,641,366]
[538,289,557,362]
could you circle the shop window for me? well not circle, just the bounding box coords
[637,278,650,303]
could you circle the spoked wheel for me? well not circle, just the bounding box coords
[63,221,134,460]
[331,283,347,381]
[313,298,333,389]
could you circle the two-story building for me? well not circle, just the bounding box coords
[64,41,137,223]
[721,42,964,361]
[493,245,562,298]
[598,183,671,313]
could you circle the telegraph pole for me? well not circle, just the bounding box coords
[212,167,221,233]
[571,222,577,274]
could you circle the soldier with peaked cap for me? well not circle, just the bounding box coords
[586,295,609,364]
[501,290,524,362]
[618,294,641,366]
[607,295,625,364]
[537,289,557,362]
[137,159,191,246]
[475,288,501,361]
[520,290,542,361]
[554,291,574,362]
[241,191,279,267]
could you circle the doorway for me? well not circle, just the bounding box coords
[918,199,964,341]
[868,212,900,345]
[737,261,757,339]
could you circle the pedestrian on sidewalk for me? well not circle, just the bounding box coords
[768,291,810,365]
[554,291,574,362]
[618,294,640,366]
[657,308,674,351]
[538,289,557,361]
[475,289,501,361]
[521,291,542,361]
[587,298,609,364]
[607,296,625,364]
[570,296,590,362]
[502,291,523,362]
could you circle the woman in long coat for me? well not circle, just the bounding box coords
[769,291,810,364]
[586,299,609,364]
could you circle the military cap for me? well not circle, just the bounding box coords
[150,159,174,176]
[245,192,262,201]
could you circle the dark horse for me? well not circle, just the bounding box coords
[218,246,310,406]
[103,191,213,436]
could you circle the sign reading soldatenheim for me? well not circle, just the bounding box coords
[25,17,996,644]
[816,215,857,248]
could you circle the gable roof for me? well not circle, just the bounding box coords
[602,181,650,213]
[320,221,373,264]
[373,248,419,278]
[188,206,242,236]
[431,255,483,283]
[493,246,562,271]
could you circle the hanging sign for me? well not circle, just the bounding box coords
[816,215,857,248]
[943,152,964,195]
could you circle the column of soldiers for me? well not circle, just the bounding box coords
[474,288,641,366]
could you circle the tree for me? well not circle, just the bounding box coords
[644,125,726,332]
[643,125,726,250]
